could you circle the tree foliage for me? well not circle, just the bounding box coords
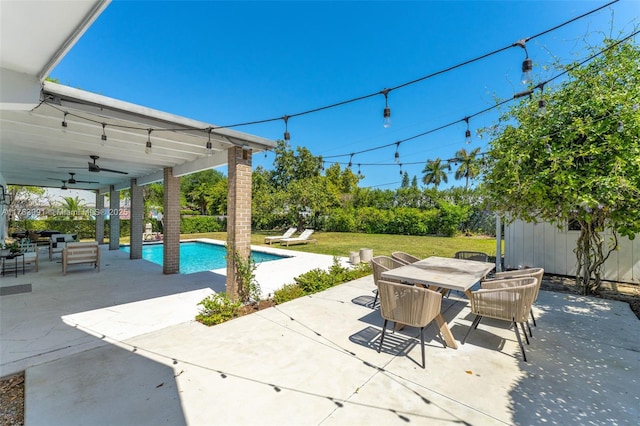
[421,158,450,188]
[482,39,640,294]
[454,147,482,189]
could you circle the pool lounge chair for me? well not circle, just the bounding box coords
[280,229,316,247]
[264,228,297,245]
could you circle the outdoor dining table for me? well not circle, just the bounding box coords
[380,256,495,349]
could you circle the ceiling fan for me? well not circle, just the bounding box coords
[60,155,128,175]
[48,172,99,187]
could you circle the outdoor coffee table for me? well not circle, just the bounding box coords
[381,256,495,349]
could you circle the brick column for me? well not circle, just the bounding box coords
[109,187,120,250]
[129,179,143,259]
[95,191,104,244]
[226,146,252,299]
[163,167,180,274]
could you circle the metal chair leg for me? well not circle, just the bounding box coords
[513,321,528,362]
[526,321,533,338]
[372,290,378,309]
[462,315,482,344]
[530,310,537,327]
[520,322,530,345]
[378,319,388,353]
[420,327,425,369]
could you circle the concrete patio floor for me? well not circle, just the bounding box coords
[1,244,639,425]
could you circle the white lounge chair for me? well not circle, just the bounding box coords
[264,227,297,245]
[280,229,316,247]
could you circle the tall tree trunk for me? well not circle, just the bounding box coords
[575,217,618,295]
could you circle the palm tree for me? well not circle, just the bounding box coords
[454,147,482,189]
[55,196,89,220]
[421,158,450,189]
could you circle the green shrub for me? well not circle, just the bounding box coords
[273,283,306,304]
[436,202,469,237]
[195,293,241,326]
[291,257,373,298]
[180,216,225,233]
[324,208,357,232]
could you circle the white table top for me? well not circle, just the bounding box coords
[380,256,495,292]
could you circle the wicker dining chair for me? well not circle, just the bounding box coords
[462,277,537,362]
[454,251,489,262]
[391,251,421,265]
[370,255,405,308]
[377,279,444,368]
[483,267,544,327]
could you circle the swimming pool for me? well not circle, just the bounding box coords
[120,241,286,274]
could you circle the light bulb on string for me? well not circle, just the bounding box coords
[463,117,472,144]
[394,142,400,164]
[101,123,107,145]
[206,128,213,156]
[398,163,403,176]
[283,116,290,142]
[357,164,361,175]
[381,89,391,128]
[515,39,533,85]
[538,99,547,116]
[348,154,354,168]
[145,129,153,155]
[61,112,68,128]
[537,83,547,117]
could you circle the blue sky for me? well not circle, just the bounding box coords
[52,0,638,189]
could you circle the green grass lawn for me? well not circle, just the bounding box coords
[181,231,500,259]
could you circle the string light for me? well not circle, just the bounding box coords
[357,164,361,175]
[398,163,403,175]
[348,153,354,168]
[61,112,68,128]
[381,89,391,128]
[33,3,627,169]
[537,84,547,116]
[145,129,153,154]
[515,39,533,85]
[283,115,290,142]
[206,128,213,156]
[394,142,400,163]
[101,123,107,145]
[464,117,472,144]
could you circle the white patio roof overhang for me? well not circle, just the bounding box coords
[1,81,276,193]
[0,0,276,194]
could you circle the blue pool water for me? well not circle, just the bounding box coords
[121,242,285,274]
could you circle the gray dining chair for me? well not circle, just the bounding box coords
[462,277,537,362]
[391,251,421,265]
[377,279,444,368]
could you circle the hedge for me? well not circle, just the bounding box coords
[10,216,225,239]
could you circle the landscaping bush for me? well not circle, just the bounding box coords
[180,216,226,233]
[273,283,306,304]
[323,208,357,232]
[435,202,469,237]
[276,258,372,304]
[195,293,241,326]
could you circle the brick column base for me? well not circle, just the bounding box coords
[95,191,104,244]
[163,167,180,274]
[109,187,120,250]
[226,146,252,299]
[129,179,143,259]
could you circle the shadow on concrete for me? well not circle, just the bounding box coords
[26,342,186,426]
[508,292,640,425]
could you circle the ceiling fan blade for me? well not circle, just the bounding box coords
[75,179,100,184]
[97,167,128,175]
